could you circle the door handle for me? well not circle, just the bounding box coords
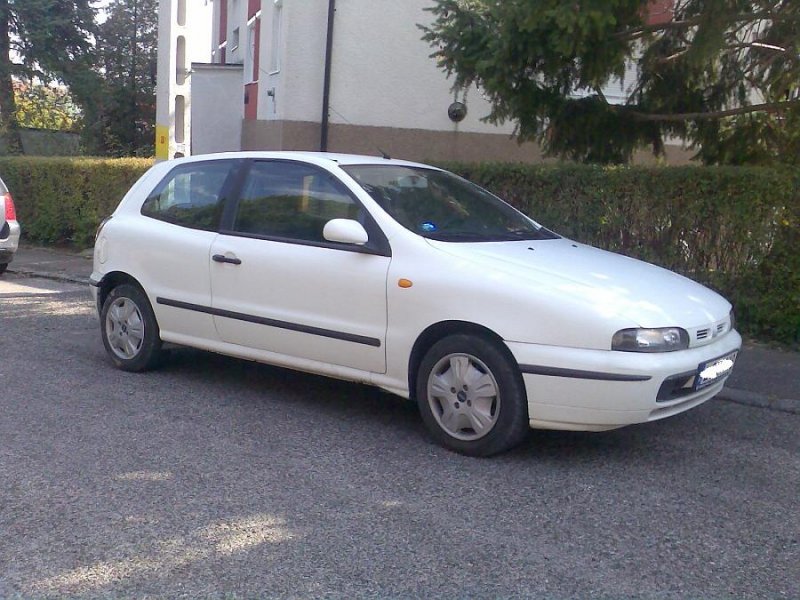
[212,254,242,265]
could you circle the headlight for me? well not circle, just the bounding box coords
[612,327,689,352]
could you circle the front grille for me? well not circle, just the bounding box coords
[692,317,730,346]
[657,371,696,402]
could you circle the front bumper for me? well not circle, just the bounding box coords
[506,330,742,431]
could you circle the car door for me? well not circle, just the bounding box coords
[209,160,391,373]
[132,159,241,342]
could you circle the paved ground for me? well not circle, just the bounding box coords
[0,273,798,599]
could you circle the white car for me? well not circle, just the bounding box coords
[0,175,20,275]
[91,152,740,456]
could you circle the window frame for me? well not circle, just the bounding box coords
[220,159,391,257]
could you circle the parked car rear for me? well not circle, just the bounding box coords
[0,176,20,275]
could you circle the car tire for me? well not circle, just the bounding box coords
[100,283,163,372]
[416,334,529,457]
[0,263,7,275]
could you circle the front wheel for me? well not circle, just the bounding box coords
[100,283,163,372]
[416,334,529,457]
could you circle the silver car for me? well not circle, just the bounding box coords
[0,176,20,275]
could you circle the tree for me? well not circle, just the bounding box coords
[95,0,158,156]
[0,0,98,154]
[422,0,800,164]
[15,81,80,130]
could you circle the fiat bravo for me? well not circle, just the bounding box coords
[91,153,740,456]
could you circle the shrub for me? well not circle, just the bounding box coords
[1,157,796,345]
[0,157,152,248]
[441,162,799,346]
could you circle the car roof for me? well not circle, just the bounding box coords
[171,151,440,170]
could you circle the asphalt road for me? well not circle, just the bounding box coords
[1,274,798,599]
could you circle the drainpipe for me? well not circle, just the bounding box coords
[320,0,336,151]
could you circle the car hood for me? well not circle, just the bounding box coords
[426,238,731,329]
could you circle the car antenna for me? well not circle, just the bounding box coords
[377,147,391,160]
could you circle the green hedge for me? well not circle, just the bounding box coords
[1,157,797,345]
[441,162,799,346]
[0,157,152,249]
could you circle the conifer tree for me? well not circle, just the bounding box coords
[423,0,800,164]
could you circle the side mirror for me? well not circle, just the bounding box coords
[323,218,369,246]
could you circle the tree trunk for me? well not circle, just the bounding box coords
[0,0,22,154]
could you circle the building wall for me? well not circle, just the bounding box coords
[191,64,245,155]
[201,0,692,164]
[253,1,516,133]
[156,0,213,160]
[238,0,529,160]
[327,1,514,135]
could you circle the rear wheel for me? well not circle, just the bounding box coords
[0,263,7,275]
[100,284,162,372]
[416,334,529,456]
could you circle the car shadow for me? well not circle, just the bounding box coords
[155,345,698,464]
[161,346,420,424]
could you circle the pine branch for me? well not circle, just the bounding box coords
[627,99,800,122]
[615,11,774,42]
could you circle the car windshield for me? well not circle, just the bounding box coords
[341,165,558,242]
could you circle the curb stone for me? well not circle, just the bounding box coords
[7,267,89,286]
[716,387,800,415]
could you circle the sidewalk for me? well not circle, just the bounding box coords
[6,244,799,415]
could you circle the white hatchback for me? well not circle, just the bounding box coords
[91,153,740,456]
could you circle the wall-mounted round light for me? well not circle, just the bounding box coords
[448,101,467,123]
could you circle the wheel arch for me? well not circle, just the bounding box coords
[407,320,519,400]
[95,271,148,313]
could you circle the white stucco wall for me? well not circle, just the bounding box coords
[327,0,514,134]
[261,0,324,124]
[265,0,514,134]
[156,0,214,158]
[191,64,245,155]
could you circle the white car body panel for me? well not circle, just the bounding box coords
[209,234,390,373]
[98,215,220,342]
[92,151,741,435]
[427,238,733,338]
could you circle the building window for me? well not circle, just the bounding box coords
[176,36,187,85]
[231,27,240,52]
[245,18,259,83]
[175,95,186,144]
[177,0,186,26]
[269,1,282,73]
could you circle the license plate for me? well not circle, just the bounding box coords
[694,350,738,390]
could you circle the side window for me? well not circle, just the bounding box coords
[232,161,360,243]
[141,162,233,230]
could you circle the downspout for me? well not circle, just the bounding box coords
[320,0,336,151]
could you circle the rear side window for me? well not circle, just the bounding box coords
[141,162,234,230]
[230,161,360,243]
